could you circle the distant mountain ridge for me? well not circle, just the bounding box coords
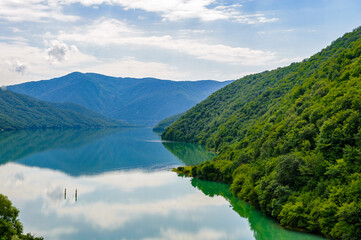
[9,73,231,126]
[0,90,125,131]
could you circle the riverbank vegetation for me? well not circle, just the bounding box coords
[164,27,361,239]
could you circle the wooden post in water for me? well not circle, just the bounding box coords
[75,189,77,202]
[64,188,67,200]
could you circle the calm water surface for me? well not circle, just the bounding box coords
[0,128,326,240]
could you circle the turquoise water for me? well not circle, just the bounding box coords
[0,128,326,240]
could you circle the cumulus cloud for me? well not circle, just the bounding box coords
[0,41,98,85]
[54,18,277,65]
[5,59,28,75]
[13,61,27,74]
[46,40,79,63]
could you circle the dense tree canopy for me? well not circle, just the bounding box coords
[164,27,361,239]
[153,112,185,132]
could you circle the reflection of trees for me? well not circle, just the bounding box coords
[162,142,216,166]
[0,128,121,165]
[0,128,192,176]
[191,178,325,240]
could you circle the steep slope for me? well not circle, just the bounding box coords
[9,73,231,126]
[0,90,125,130]
[153,112,185,132]
[163,27,361,239]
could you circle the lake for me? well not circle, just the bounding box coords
[0,128,326,240]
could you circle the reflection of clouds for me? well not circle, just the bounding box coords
[0,163,232,239]
[0,164,94,203]
[45,185,63,203]
[42,185,72,215]
[89,170,177,192]
[31,226,78,239]
[14,172,24,181]
[54,193,226,230]
[143,228,227,240]
[13,172,24,186]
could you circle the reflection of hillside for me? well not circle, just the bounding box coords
[191,178,325,240]
[1,128,184,176]
[0,128,217,177]
[162,142,216,166]
[0,128,121,164]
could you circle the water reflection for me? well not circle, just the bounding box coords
[162,142,216,165]
[0,128,117,165]
[0,128,326,240]
[63,188,77,202]
[191,178,326,240]
[0,128,209,176]
[0,163,325,240]
[0,164,231,239]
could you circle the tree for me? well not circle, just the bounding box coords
[0,194,43,240]
[275,154,303,188]
[0,194,22,240]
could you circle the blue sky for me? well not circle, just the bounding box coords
[0,0,361,85]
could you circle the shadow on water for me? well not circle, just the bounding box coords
[162,141,216,166]
[190,178,326,240]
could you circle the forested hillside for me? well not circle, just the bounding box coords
[0,90,124,130]
[153,112,185,132]
[163,27,361,239]
[9,73,231,126]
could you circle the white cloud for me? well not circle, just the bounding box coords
[0,41,97,85]
[81,57,189,80]
[47,40,68,62]
[0,36,215,85]
[235,13,278,24]
[46,40,79,63]
[0,36,28,44]
[0,0,79,22]
[0,1,282,83]
[54,18,277,65]
[61,0,277,23]
[0,0,277,23]
[5,59,27,75]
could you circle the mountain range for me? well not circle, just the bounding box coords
[9,73,231,126]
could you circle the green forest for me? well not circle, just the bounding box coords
[162,27,361,239]
[0,90,123,131]
[153,112,185,132]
